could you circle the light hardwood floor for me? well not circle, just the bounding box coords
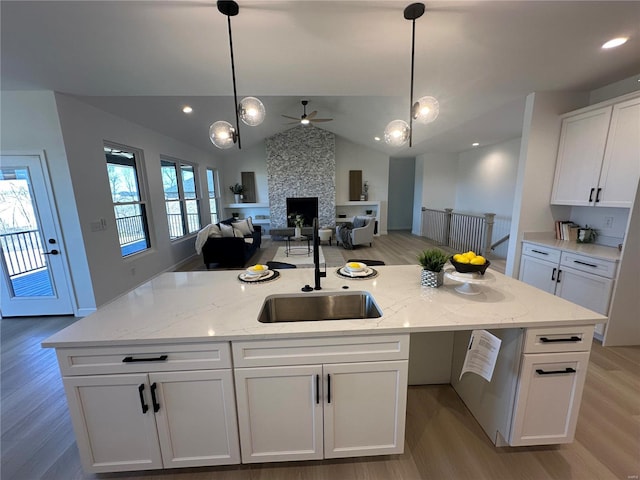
[2,232,636,479]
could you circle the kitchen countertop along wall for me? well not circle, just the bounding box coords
[43,265,606,348]
[522,232,621,262]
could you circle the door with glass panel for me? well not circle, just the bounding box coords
[0,155,73,316]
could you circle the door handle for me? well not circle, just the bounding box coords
[150,383,160,413]
[536,367,576,375]
[315,374,320,405]
[595,188,602,203]
[43,249,59,255]
[588,188,595,202]
[327,374,331,404]
[138,384,149,414]
[551,267,556,281]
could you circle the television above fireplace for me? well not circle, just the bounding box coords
[286,197,319,227]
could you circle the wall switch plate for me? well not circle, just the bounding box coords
[605,216,614,228]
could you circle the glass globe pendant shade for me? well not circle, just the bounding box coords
[413,96,439,124]
[384,119,410,146]
[239,96,266,126]
[209,121,237,149]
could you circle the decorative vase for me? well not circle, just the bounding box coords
[294,226,302,238]
[234,194,241,203]
[421,269,444,288]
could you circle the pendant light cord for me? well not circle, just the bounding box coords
[409,17,416,148]
[227,14,242,149]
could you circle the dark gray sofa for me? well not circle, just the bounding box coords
[202,218,262,269]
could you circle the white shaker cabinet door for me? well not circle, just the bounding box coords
[63,374,163,473]
[149,370,240,468]
[323,361,408,458]
[510,351,590,446]
[597,96,640,208]
[555,267,614,316]
[234,365,324,463]
[519,255,558,294]
[551,106,612,206]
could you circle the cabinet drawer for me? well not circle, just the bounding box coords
[560,252,617,278]
[522,243,561,263]
[232,335,409,368]
[57,342,231,376]
[523,326,594,354]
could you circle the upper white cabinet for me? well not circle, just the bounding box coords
[551,95,640,207]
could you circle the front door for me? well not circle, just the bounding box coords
[0,154,73,316]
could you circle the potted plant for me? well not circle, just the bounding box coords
[229,183,244,203]
[418,248,450,287]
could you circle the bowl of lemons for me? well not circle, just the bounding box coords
[450,251,490,275]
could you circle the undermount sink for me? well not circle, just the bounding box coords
[258,291,382,323]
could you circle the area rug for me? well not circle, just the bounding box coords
[270,246,324,267]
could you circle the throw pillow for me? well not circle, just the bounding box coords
[246,216,254,232]
[232,218,253,236]
[220,223,234,237]
[232,226,246,238]
[208,224,222,238]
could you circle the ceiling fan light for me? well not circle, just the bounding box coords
[413,96,439,124]
[239,96,266,126]
[301,118,310,125]
[384,120,410,146]
[209,121,237,149]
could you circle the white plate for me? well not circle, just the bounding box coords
[246,265,269,276]
[239,270,275,282]
[344,262,367,272]
[340,266,373,277]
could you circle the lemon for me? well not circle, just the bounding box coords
[470,256,486,265]
[454,255,470,264]
[452,254,465,262]
[252,264,265,271]
[465,251,477,259]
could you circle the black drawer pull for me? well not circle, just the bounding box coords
[557,269,562,282]
[595,187,602,203]
[138,384,149,414]
[589,187,595,202]
[540,336,581,343]
[123,355,168,363]
[315,374,320,405]
[150,382,160,413]
[327,374,331,404]
[531,249,548,255]
[551,267,557,281]
[536,367,576,375]
[573,260,597,268]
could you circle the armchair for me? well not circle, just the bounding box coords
[336,216,375,249]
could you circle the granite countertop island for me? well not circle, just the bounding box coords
[43,265,607,348]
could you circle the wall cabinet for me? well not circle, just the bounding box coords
[232,335,409,463]
[519,242,615,336]
[551,95,640,207]
[59,343,240,473]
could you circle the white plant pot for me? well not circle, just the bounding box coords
[234,194,241,203]
[294,227,302,238]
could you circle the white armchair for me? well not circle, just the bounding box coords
[336,216,375,248]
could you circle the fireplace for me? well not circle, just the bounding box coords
[286,197,319,227]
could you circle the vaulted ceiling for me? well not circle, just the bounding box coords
[2,1,639,157]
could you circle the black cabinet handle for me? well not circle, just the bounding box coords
[122,355,168,363]
[327,374,331,404]
[138,384,149,414]
[531,249,548,255]
[150,382,160,413]
[540,336,581,343]
[589,188,595,202]
[595,188,602,203]
[551,267,557,281]
[536,367,576,375]
[43,249,59,255]
[556,269,562,283]
[315,374,320,405]
[574,260,597,268]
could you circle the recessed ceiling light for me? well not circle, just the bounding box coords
[602,37,628,49]
[374,136,381,141]
[182,106,193,114]
[472,142,480,147]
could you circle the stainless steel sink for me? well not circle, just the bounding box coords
[258,291,382,323]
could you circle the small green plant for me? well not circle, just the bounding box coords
[418,248,450,272]
[229,183,244,194]
[294,214,304,228]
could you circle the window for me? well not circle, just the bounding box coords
[206,168,220,225]
[104,145,151,257]
[161,158,201,239]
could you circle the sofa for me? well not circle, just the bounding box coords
[199,218,262,269]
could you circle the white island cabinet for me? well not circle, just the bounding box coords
[42,267,607,474]
[232,335,408,463]
[57,343,240,473]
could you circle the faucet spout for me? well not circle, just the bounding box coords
[313,217,326,290]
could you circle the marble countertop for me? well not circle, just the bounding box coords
[522,232,621,261]
[42,265,607,348]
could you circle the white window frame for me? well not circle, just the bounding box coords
[206,168,221,225]
[160,156,201,240]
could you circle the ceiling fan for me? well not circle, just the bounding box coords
[282,100,333,125]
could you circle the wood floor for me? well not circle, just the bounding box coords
[2,232,636,480]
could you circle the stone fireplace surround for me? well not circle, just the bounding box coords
[266,125,336,229]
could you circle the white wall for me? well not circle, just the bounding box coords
[0,91,96,313]
[55,93,221,307]
[219,142,268,206]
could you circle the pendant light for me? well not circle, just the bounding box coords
[384,2,439,147]
[209,1,265,150]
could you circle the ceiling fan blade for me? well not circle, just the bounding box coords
[310,118,333,123]
[282,115,300,120]
[284,121,299,125]
[306,110,318,120]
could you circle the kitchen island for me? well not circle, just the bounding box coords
[43,265,606,473]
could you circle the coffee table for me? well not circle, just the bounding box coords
[285,235,312,257]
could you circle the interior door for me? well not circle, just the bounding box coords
[0,154,73,316]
